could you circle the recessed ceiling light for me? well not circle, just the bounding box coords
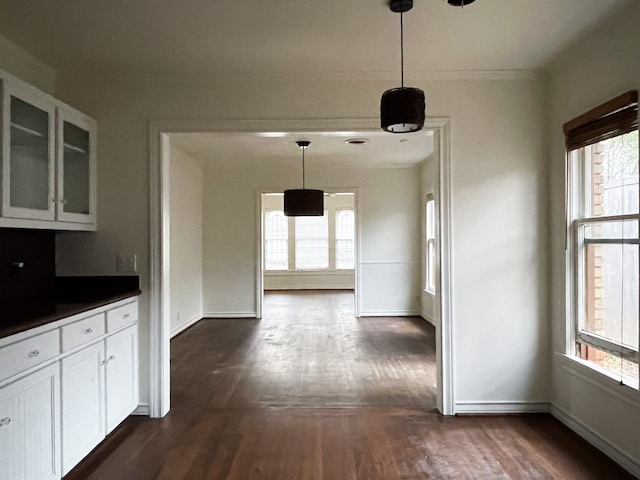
[345,138,369,145]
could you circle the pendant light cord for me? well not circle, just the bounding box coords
[400,11,404,89]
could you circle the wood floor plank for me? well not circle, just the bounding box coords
[63,291,636,480]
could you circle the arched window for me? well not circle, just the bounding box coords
[264,211,288,270]
[336,209,355,269]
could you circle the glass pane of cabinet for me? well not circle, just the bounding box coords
[62,121,91,215]
[9,96,51,211]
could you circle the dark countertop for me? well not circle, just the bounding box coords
[1,276,141,340]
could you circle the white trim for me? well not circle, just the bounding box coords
[132,404,150,416]
[558,354,640,406]
[265,285,355,291]
[434,120,455,416]
[359,260,420,265]
[455,401,550,414]
[149,117,454,419]
[170,313,202,338]
[202,312,258,319]
[78,69,540,84]
[551,404,640,478]
[359,310,422,317]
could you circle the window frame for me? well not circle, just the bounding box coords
[425,193,436,294]
[335,207,355,270]
[565,95,639,385]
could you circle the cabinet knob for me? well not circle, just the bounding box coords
[108,355,116,361]
[84,328,93,334]
[28,350,40,358]
[101,360,107,366]
[124,314,130,319]
[0,417,11,427]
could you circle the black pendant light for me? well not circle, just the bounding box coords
[447,0,476,5]
[284,141,324,217]
[381,0,425,133]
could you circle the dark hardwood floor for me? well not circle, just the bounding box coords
[65,291,635,480]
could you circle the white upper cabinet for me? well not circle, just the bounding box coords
[1,81,56,221]
[0,70,97,231]
[56,108,97,225]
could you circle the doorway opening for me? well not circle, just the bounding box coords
[151,119,453,418]
[259,191,358,317]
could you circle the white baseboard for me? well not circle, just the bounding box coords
[202,312,257,318]
[170,313,202,338]
[133,404,150,416]
[359,310,421,317]
[264,285,354,290]
[455,401,550,414]
[551,404,640,478]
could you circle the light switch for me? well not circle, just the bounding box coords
[117,254,137,273]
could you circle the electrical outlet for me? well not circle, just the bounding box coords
[117,254,137,273]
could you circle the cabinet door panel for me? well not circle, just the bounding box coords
[1,82,56,221]
[0,363,60,480]
[105,325,138,433]
[61,342,105,475]
[56,108,96,225]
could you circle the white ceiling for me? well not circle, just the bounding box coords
[169,130,435,169]
[0,0,630,170]
[0,0,631,76]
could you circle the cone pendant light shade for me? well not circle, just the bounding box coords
[284,141,324,217]
[381,0,425,133]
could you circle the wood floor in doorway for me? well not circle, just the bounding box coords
[64,291,634,480]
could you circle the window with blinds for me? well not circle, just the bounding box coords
[264,211,288,270]
[295,213,329,270]
[335,209,355,270]
[565,90,639,385]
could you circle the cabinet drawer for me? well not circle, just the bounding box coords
[0,330,60,381]
[107,302,137,332]
[61,313,105,352]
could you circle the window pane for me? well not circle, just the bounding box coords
[581,220,639,350]
[295,214,328,270]
[336,210,354,270]
[265,211,288,270]
[425,198,435,292]
[585,130,639,217]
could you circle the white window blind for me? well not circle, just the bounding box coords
[264,211,288,270]
[426,198,436,292]
[335,209,355,269]
[295,213,329,270]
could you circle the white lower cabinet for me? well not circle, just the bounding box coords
[0,297,139,480]
[105,325,138,433]
[61,343,105,475]
[0,363,61,480]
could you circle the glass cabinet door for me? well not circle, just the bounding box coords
[56,109,96,224]
[2,85,56,220]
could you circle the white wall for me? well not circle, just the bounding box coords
[546,2,640,474]
[201,161,420,316]
[0,35,56,95]
[421,154,437,324]
[51,71,548,409]
[169,145,203,336]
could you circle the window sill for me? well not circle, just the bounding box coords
[264,270,354,276]
[557,353,640,407]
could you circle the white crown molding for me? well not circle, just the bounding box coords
[59,68,541,85]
